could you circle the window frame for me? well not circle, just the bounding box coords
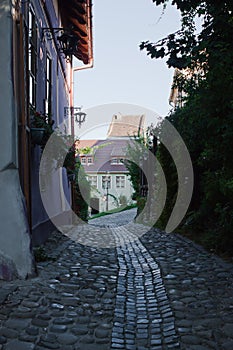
[87,157,93,164]
[88,175,97,188]
[116,175,126,189]
[45,53,52,119]
[111,158,124,165]
[28,6,38,108]
[102,175,111,190]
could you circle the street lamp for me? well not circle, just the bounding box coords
[64,107,87,128]
[57,29,78,60]
[42,26,79,62]
[74,108,87,128]
[103,172,110,211]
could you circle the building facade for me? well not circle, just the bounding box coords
[0,0,93,280]
[78,139,134,213]
[78,113,145,214]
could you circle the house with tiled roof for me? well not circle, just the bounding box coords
[78,113,145,213]
[107,113,145,138]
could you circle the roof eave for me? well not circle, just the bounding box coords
[58,0,93,65]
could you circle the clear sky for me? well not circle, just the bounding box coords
[73,0,181,138]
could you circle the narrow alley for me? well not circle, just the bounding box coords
[0,209,233,350]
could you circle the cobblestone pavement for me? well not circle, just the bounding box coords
[0,208,233,350]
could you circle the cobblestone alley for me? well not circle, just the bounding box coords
[0,208,233,350]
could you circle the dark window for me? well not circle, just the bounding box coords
[88,175,97,188]
[45,54,52,119]
[116,176,125,188]
[28,7,37,107]
[87,157,93,164]
[102,175,111,189]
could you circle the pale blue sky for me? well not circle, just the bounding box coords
[73,0,181,137]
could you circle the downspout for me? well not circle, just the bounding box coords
[68,61,74,218]
[69,0,93,220]
[70,0,94,131]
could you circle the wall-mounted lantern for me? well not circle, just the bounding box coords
[42,27,78,61]
[64,107,87,128]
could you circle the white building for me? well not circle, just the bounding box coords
[77,113,145,213]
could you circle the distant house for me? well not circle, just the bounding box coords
[107,113,145,139]
[77,113,145,213]
[169,65,205,108]
[169,69,185,108]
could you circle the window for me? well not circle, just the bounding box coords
[102,175,111,189]
[45,54,52,118]
[28,8,37,107]
[87,157,93,164]
[81,157,86,164]
[116,176,125,188]
[88,176,97,188]
[111,158,124,165]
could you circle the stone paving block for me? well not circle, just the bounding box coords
[0,210,232,350]
[0,286,17,304]
[5,318,30,330]
[0,327,18,339]
[4,340,35,350]
[18,334,37,343]
[56,333,78,345]
[31,318,49,327]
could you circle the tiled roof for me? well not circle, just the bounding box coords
[107,113,145,138]
[78,139,132,173]
[111,146,126,157]
[77,139,98,153]
[59,0,93,64]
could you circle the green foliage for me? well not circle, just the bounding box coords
[124,134,146,198]
[33,246,49,262]
[144,0,233,257]
[107,193,119,208]
[89,204,137,220]
[124,132,159,220]
[30,109,54,148]
[119,195,128,207]
[78,142,112,156]
[79,146,92,154]
[63,145,76,174]
[73,160,90,222]
[124,134,147,218]
[156,142,178,230]
[49,132,77,173]
[136,197,147,219]
[157,88,233,255]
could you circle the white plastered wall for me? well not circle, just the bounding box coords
[0,0,34,280]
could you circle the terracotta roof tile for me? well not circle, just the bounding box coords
[58,0,93,64]
[79,139,132,173]
[107,113,145,138]
[77,139,98,150]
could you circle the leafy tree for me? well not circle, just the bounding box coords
[124,136,144,200]
[125,132,155,218]
[73,159,90,222]
[141,0,233,256]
